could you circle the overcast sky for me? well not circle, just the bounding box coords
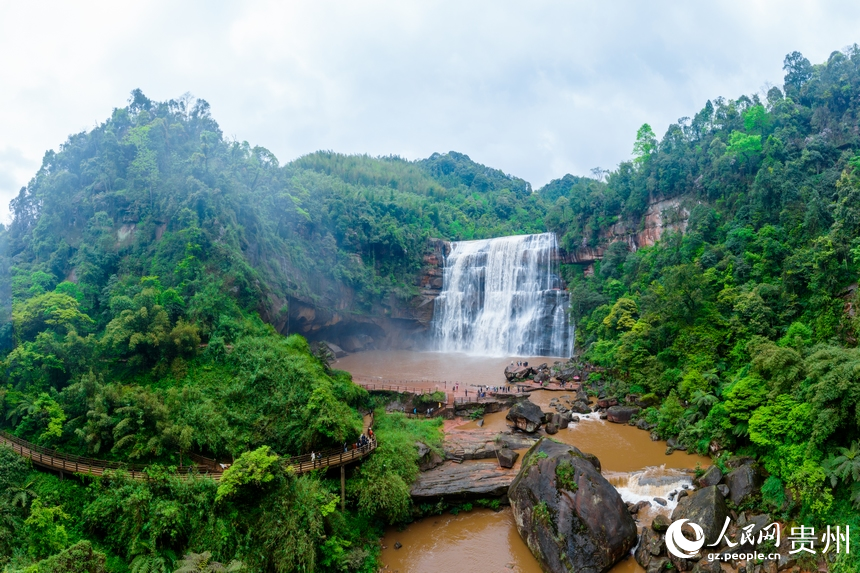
[2,1,860,222]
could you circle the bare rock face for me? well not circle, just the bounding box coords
[411,461,516,499]
[509,438,637,573]
[506,400,544,433]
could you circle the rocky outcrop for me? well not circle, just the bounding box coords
[668,486,730,571]
[410,461,517,499]
[561,195,692,265]
[506,401,544,433]
[695,465,722,488]
[509,438,637,573]
[443,429,537,461]
[416,441,444,472]
[505,364,534,381]
[606,405,640,424]
[723,461,761,505]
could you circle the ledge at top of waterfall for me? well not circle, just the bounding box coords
[432,233,574,357]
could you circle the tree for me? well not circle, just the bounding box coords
[783,51,813,93]
[632,123,657,168]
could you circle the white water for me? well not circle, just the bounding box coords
[608,466,693,516]
[432,233,574,356]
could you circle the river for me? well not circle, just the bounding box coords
[335,350,710,573]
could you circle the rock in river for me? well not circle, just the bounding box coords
[509,438,637,573]
[506,400,544,433]
[411,461,516,500]
[497,448,519,469]
[606,405,640,424]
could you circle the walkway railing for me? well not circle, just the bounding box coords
[1,425,377,480]
[0,431,210,480]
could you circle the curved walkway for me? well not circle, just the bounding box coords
[0,416,377,481]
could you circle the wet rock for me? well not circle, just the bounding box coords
[558,413,570,430]
[574,390,589,403]
[506,401,544,433]
[717,484,730,498]
[545,423,558,435]
[411,461,516,499]
[670,485,730,554]
[652,513,671,533]
[629,500,650,514]
[696,465,723,488]
[600,413,608,420]
[650,431,660,441]
[634,528,667,571]
[665,446,675,455]
[607,405,641,424]
[497,448,519,469]
[653,497,667,506]
[509,438,637,573]
[666,437,687,451]
[677,490,689,501]
[570,401,591,414]
[724,461,761,505]
[569,415,580,423]
[394,542,402,550]
[476,418,484,427]
[636,418,654,431]
[445,429,537,461]
[597,398,619,409]
[505,364,534,382]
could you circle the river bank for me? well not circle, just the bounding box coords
[337,350,713,573]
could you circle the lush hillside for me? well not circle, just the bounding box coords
[558,48,860,559]
[4,45,860,571]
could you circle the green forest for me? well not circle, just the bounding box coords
[3,45,860,571]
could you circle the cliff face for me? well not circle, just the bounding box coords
[285,195,693,349]
[282,238,447,351]
[562,195,692,265]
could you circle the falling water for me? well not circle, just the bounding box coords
[432,233,573,356]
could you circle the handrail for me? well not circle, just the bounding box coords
[0,430,377,480]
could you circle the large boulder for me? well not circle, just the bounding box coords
[505,364,534,381]
[506,400,544,433]
[695,465,722,488]
[416,441,444,472]
[570,401,592,414]
[669,486,730,570]
[509,438,637,573]
[723,461,761,505]
[606,405,640,424]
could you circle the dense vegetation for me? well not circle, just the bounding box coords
[4,45,860,570]
[564,47,860,568]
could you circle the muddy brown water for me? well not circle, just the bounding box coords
[337,351,710,573]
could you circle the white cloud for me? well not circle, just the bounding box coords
[1,0,860,221]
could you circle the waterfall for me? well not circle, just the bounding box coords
[432,233,573,356]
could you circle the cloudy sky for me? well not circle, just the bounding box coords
[1,1,859,221]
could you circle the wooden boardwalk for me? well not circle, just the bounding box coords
[0,416,377,481]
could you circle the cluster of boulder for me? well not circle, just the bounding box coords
[505,400,578,435]
[635,458,807,573]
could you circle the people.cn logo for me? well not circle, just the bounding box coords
[665,519,706,558]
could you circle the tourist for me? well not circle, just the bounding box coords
[311,452,316,466]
